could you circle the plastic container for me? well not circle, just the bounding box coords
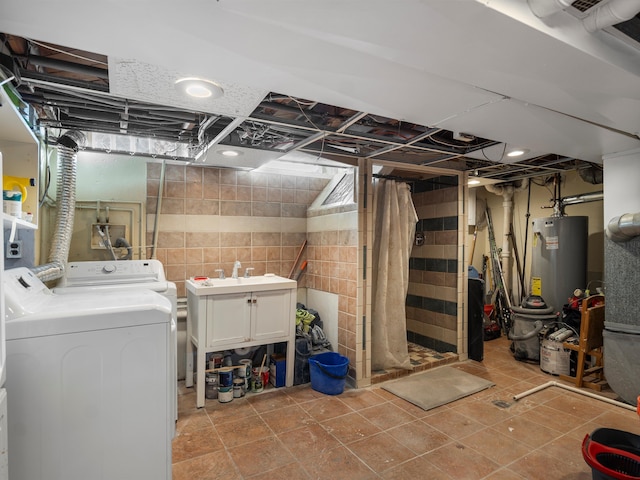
[582,428,640,479]
[308,351,349,395]
[3,190,21,218]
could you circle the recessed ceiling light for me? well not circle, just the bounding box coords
[507,149,528,157]
[468,179,481,185]
[175,77,224,99]
[219,149,241,157]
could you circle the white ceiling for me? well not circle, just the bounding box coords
[1,0,639,164]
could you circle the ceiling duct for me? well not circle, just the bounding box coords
[528,0,575,18]
[582,0,640,32]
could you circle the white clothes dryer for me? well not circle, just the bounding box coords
[5,268,173,480]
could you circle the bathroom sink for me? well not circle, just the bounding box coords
[186,274,296,296]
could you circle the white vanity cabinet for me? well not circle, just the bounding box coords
[185,275,297,408]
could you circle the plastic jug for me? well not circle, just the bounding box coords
[2,176,34,203]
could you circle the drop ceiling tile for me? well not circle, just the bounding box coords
[108,57,268,117]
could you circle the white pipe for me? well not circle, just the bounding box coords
[513,380,636,411]
[485,181,528,302]
[583,0,640,32]
[527,0,573,18]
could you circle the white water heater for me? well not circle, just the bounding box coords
[531,216,588,312]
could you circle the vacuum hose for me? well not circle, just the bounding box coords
[508,320,544,341]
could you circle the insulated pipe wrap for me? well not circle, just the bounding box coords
[31,130,85,282]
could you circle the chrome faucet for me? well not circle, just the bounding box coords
[214,268,225,279]
[244,267,254,278]
[232,260,241,279]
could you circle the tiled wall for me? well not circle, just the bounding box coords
[406,175,459,352]
[146,162,330,297]
[306,203,359,379]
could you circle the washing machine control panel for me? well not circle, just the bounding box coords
[4,268,51,318]
[59,260,167,286]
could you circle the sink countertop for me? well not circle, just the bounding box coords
[186,274,297,296]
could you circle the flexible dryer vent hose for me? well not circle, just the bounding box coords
[31,130,85,282]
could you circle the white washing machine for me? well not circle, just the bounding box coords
[54,260,178,435]
[4,267,173,480]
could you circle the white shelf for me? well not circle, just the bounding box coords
[2,213,36,230]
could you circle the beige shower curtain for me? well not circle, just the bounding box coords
[371,179,418,371]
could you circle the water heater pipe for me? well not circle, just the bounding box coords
[559,191,603,209]
[606,212,640,242]
[485,181,528,301]
[31,130,85,282]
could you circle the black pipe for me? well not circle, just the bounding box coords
[20,54,108,79]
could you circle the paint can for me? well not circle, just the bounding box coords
[218,370,233,388]
[253,366,269,388]
[252,371,264,393]
[233,378,245,398]
[239,359,252,379]
[218,386,233,403]
[208,354,223,371]
[205,372,218,399]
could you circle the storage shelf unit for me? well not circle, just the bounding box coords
[0,87,40,228]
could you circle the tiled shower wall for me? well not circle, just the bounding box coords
[406,176,459,352]
[146,163,330,297]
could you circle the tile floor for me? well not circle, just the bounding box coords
[173,335,640,479]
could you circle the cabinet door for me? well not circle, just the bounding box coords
[252,290,291,342]
[206,293,251,348]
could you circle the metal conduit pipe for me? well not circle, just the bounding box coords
[559,191,603,208]
[606,212,640,242]
[31,130,86,282]
[583,0,640,32]
[150,160,166,259]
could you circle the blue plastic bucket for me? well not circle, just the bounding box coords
[309,352,349,395]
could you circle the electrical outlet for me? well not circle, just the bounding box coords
[6,240,22,259]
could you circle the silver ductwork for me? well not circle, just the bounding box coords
[606,212,640,242]
[559,191,603,210]
[31,130,85,282]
